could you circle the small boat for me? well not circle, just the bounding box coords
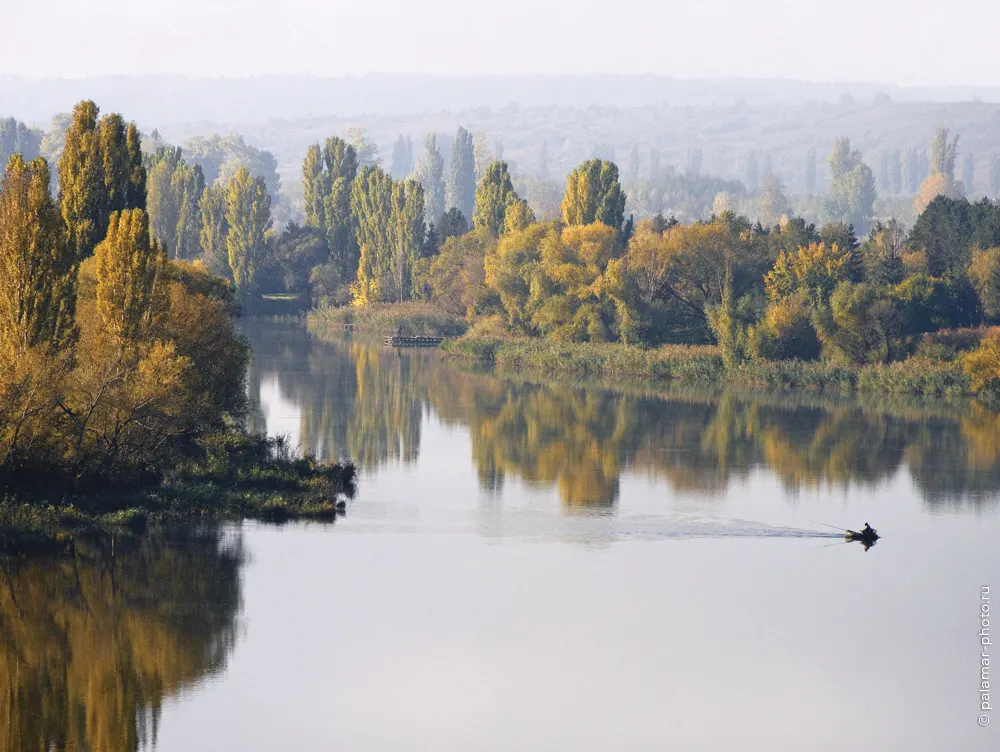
[845,524,879,543]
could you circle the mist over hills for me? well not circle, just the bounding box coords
[3,74,1000,127]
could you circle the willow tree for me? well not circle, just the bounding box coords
[59,101,146,260]
[94,209,164,344]
[0,155,77,356]
[225,167,272,307]
[561,158,626,230]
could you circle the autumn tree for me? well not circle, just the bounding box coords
[225,168,272,307]
[447,127,476,219]
[94,209,164,343]
[0,155,77,355]
[916,127,963,213]
[59,101,147,259]
[561,158,626,230]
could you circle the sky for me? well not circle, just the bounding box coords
[3,0,997,87]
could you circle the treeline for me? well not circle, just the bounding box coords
[303,131,1000,396]
[0,100,248,493]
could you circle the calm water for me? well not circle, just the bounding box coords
[3,322,998,751]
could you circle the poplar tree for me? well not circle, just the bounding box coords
[418,133,445,223]
[302,144,326,228]
[59,101,146,260]
[94,209,163,344]
[350,166,425,304]
[147,147,205,260]
[199,184,229,279]
[301,136,359,282]
[390,135,413,179]
[0,118,43,167]
[0,155,77,355]
[560,158,626,230]
[58,101,104,260]
[225,168,272,307]
[446,127,476,220]
[474,161,528,238]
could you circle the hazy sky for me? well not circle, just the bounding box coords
[4,0,996,86]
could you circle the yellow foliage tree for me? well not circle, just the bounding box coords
[94,209,165,344]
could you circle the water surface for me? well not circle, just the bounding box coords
[4,323,998,750]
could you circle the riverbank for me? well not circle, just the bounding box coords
[443,334,973,398]
[0,433,356,550]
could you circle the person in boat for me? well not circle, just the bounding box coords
[860,522,875,537]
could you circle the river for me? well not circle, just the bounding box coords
[2,322,997,750]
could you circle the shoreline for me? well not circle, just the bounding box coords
[0,433,356,549]
[440,334,973,399]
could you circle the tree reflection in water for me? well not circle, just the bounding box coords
[0,528,243,751]
[251,325,1000,509]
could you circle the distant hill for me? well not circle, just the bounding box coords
[3,74,1000,128]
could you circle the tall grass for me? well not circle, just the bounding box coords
[308,302,467,338]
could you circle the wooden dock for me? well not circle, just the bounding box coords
[383,335,444,347]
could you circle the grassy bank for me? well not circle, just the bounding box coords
[308,302,467,338]
[444,335,972,398]
[0,433,356,550]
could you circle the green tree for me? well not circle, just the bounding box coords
[350,167,425,304]
[390,135,414,179]
[474,161,530,238]
[825,137,877,234]
[94,209,164,344]
[0,155,77,355]
[447,127,476,219]
[199,184,229,279]
[417,133,445,223]
[147,147,205,260]
[225,168,272,307]
[0,117,43,167]
[561,158,626,230]
[302,143,326,228]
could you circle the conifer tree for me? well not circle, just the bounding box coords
[0,155,77,355]
[561,158,626,230]
[94,209,163,344]
[446,127,476,220]
[225,168,272,307]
